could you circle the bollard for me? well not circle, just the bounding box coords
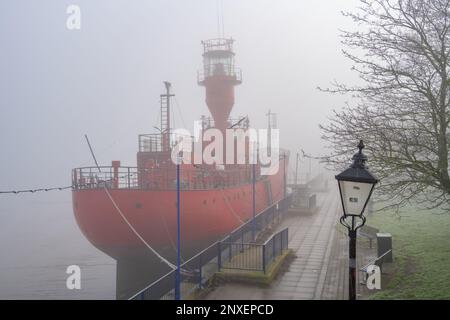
[376,233,393,262]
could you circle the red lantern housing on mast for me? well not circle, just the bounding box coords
[198,38,242,132]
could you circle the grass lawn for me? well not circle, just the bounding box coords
[366,208,450,299]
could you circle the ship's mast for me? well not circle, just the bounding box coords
[161,81,175,152]
[266,110,277,155]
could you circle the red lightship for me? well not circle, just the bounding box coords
[71,38,289,299]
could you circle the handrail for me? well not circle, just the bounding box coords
[197,66,242,83]
[219,228,289,273]
[128,270,175,301]
[200,116,250,130]
[138,132,194,152]
[220,229,287,247]
[128,195,292,300]
[72,165,257,191]
[202,38,234,53]
[128,239,219,300]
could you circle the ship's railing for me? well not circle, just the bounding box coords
[218,228,288,274]
[139,132,195,152]
[201,116,249,130]
[72,165,256,191]
[139,134,162,152]
[197,64,242,83]
[129,195,292,300]
[202,38,234,53]
[72,166,140,190]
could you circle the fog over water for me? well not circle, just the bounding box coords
[0,1,360,299]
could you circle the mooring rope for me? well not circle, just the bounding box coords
[84,134,177,270]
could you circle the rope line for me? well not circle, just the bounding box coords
[0,171,138,195]
[83,134,177,271]
[156,199,186,264]
[103,186,177,270]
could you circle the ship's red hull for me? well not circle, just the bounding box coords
[72,167,286,261]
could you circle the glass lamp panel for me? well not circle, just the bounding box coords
[339,180,373,216]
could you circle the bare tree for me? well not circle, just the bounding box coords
[320,0,450,210]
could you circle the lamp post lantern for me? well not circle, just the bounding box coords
[336,140,378,300]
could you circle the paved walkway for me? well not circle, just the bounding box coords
[320,222,349,299]
[205,190,344,300]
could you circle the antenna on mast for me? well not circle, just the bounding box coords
[266,109,277,129]
[216,0,220,37]
[216,0,225,37]
[221,0,225,37]
[160,82,175,152]
[266,110,277,156]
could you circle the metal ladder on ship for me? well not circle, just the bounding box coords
[160,81,175,152]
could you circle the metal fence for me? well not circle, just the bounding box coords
[72,165,256,191]
[129,195,292,300]
[219,228,288,274]
[197,65,242,83]
[139,134,163,153]
[72,166,140,190]
[138,132,193,153]
[263,228,289,273]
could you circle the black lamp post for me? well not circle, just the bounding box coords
[336,140,378,300]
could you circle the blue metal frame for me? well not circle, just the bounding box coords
[219,228,288,274]
[252,163,256,240]
[175,163,181,300]
[129,195,292,300]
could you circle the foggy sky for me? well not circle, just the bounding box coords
[0,0,361,190]
[0,0,361,297]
